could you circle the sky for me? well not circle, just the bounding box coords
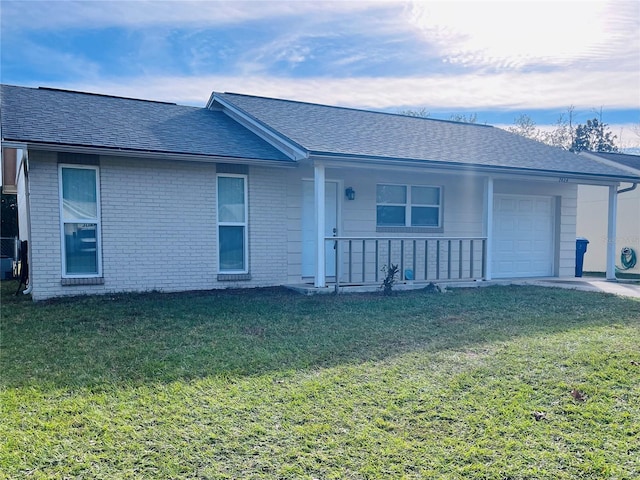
[1,0,639,150]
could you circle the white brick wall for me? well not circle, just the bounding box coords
[25,150,580,300]
[27,151,289,300]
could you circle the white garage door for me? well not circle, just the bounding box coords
[492,194,554,278]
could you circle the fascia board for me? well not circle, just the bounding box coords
[309,152,639,185]
[1,140,28,150]
[211,94,308,161]
[14,142,298,168]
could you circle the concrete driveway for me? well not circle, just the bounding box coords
[518,278,640,299]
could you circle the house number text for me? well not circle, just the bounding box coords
[558,177,569,183]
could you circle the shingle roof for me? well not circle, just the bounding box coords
[215,92,639,180]
[3,85,638,181]
[1,85,291,162]
[586,151,640,173]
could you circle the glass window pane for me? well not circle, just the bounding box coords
[218,176,245,223]
[62,168,97,220]
[377,206,406,226]
[376,185,406,204]
[412,186,440,205]
[411,206,439,227]
[219,226,245,271]
[64,223,98,274]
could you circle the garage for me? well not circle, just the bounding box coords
[492,194,555,278]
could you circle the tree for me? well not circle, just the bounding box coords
[507,107,575,150]
[448,113,477,123]
[539,107,574,150]
[570,118,619,152]
[1,188,18,238]
[507,114,542,142]
[398,108,430,118]
[507,106,620,153]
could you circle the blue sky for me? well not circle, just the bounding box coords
[2,0,639,149]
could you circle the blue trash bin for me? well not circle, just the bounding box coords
[575,237,589,277]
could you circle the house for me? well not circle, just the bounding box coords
[577,152,640,276]
[1,85,639,300]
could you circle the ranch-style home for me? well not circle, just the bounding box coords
[1,84,639,300]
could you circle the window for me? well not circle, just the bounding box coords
[376,184,441,228]
[217,174,248,273]
[59,165,101,277]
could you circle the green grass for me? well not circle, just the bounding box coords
[1,281,639,479]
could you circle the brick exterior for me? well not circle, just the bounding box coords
[26,150,578,300]
[27,151,289,300]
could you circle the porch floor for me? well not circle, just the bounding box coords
[285,277,640,299]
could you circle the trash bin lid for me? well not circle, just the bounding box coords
[576,237,589,243]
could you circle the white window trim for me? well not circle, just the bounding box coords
[58,164,102,278]
[217,173,249,274]
[376,183,443,228]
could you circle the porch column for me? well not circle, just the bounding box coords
[483,176,494,280]
[606,184,618,280]
[314,163,326,287]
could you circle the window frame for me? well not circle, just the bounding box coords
[376,183,443,231]
[216,173,249,274]
[58,164,102,278]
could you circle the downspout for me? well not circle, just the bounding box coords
[617,182,637,195]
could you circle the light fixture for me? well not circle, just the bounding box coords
[345,187,356,200]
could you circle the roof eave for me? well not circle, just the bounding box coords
[2,140,297,168]
[308,151,640,184]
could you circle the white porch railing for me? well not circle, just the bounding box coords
[325,236,487,287]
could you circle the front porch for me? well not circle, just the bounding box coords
[294,234,486,294]
[297,160,623,292]
[326,235,486,288]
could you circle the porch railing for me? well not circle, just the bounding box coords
[325,236,487,287]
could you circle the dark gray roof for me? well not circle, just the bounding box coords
[216,92,639,180]
[586,151,640,172]
[1,85,291,162]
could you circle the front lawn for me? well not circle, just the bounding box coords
[1,282,639,479]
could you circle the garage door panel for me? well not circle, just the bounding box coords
[535,199,552,213]
[532,239,549,251]
[516,218,534,232]
[495,239,514,250]
[493,194,554,278]
[498,198,518,211]
[533,218,550,230]
[516,239,533,251]
[518,199,534,212]
[496,217,516,231]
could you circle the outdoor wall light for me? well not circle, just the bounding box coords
[345,187,356,200]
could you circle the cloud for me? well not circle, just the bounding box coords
[3,0,637,150]
[406,0,639,71]
[0,0,392,31]
[1,38,103,80]
[31,66,637,112]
